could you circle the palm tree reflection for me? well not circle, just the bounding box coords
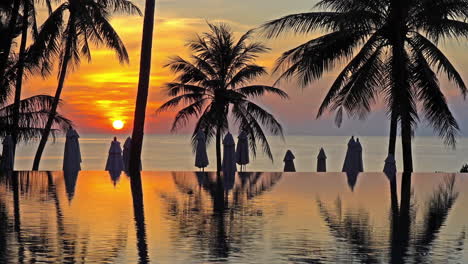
[0,171,130,263]
[163,171,282,261]
[130,171,150,264]
[317,173,463,263]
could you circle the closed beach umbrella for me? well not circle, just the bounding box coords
[1,135,14,171]
[342,136,358,175]
[383,154,397,180]
[283,150,296,172]
[222,132,237,178]
[195,130,209,170]
[236,131,249,171]
[317,148,327,172]
[355,138,364,172]
[105,137,124,172]
[63,129,82,172]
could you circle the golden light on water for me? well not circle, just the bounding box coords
[112,120,124,130]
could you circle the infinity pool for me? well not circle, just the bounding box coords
[1,171,467,263]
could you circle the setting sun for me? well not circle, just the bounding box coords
[112,120,124,130]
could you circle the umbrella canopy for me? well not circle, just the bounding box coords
[342,136,358,175]
[383,154,397,180]
[105,137,124,172]
[195,130,209,169]
[222,132,237,178]
[317,148,327,172]
[355,138,364,172]
[1,135,14,171]
[283,150,296,172]
[63,129,82,172]
[236,131,249,167]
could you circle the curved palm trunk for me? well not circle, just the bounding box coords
[129,0,156,175]
[32,16,74,171]
[0,0,20,79]
[12,0,30,158]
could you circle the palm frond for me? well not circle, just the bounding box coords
[0,95,72,142]
[165,56,209,84]
[329,48,385,126]
[260,12,343,38]
[96,0,142,16]
[274,30,369,87]
[411,48,459,148]
[235,85,289,99]
[164,83,207,97]
[90,7,129,63]
[25,3,67,76]
[317,31,384,117]
[156,93,205,113]
[171,99,206,132]
[409,33,467,98]
[227,65,267,88]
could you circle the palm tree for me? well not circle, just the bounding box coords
[128,0,156,175]
[261,0,467,172]
[1,95,72,142]
[0,0,20,80]
[11,0,56,156]
[0,1,21,102]
[157,23,288,172]
[29,0,142,170]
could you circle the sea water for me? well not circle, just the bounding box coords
[10,134,468,172]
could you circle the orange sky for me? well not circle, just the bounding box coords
[21,0,468,135]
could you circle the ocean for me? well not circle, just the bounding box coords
[11,134,468,172]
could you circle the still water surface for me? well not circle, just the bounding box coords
[1,171,467,263]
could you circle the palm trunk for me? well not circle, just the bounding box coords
[0,0,20,78]
[12,0,30,157]
[388,111,398,156]
[32,17,74,171]
[390,0,413,173]
[129,0,156,174]
[216,125,222,172]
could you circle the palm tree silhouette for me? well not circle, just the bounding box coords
[0,95,72,141]
[10,0,57,155]
[157,23,288,171]
[129,0,156,175]
[261,0,467,172]
[30,0,142,170]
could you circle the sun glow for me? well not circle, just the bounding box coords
[112,120,124,130]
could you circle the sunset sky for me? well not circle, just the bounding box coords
[24,0,468,136]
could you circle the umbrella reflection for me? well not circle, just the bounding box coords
[63,169,79,202]
[109,170,122,187]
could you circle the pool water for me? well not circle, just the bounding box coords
[1,171,467,263]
